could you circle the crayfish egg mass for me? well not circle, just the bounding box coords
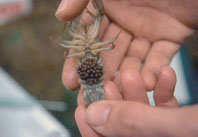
[77,58,103,85]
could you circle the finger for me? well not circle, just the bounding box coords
[154,66,178,107]
[127,38,151,62]
[101,23,132,80]
[62,50,79,90]
[120,57,142,71]
[104,81,123,101]
[86,101,151,137]
[86,101,185,137]
[103,0,194,42]
[141,40,181,91]
[75,105,101,137]
[77,81,123,106]
[56,0,89,21]
[113,38,150,91]
[121,69,149,103]
[113,54,143,92]
[113,57,142,95]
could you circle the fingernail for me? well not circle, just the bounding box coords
[86,103,111,126]
[56,0,68,16]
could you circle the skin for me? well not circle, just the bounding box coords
[74,66,198,137]
[56,0,196,92]
[55,0,198,136]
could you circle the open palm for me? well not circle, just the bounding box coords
[56,0,197,137]
[59,0,194,96]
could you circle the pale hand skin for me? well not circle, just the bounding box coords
[56,0,196,92]
[55,0,198,137]
[75,66,198,137]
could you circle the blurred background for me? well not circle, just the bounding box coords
[0,0,198,137]
[0,0,79,137]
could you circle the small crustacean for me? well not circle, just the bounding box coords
[51,0,120,106]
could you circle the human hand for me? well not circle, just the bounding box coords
[75,66,182,137]
[78,100,198,137]
[56,0,196,93]
[54,1,198,136]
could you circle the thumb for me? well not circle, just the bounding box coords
[86,101,183,137]
[55,0,89,21]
